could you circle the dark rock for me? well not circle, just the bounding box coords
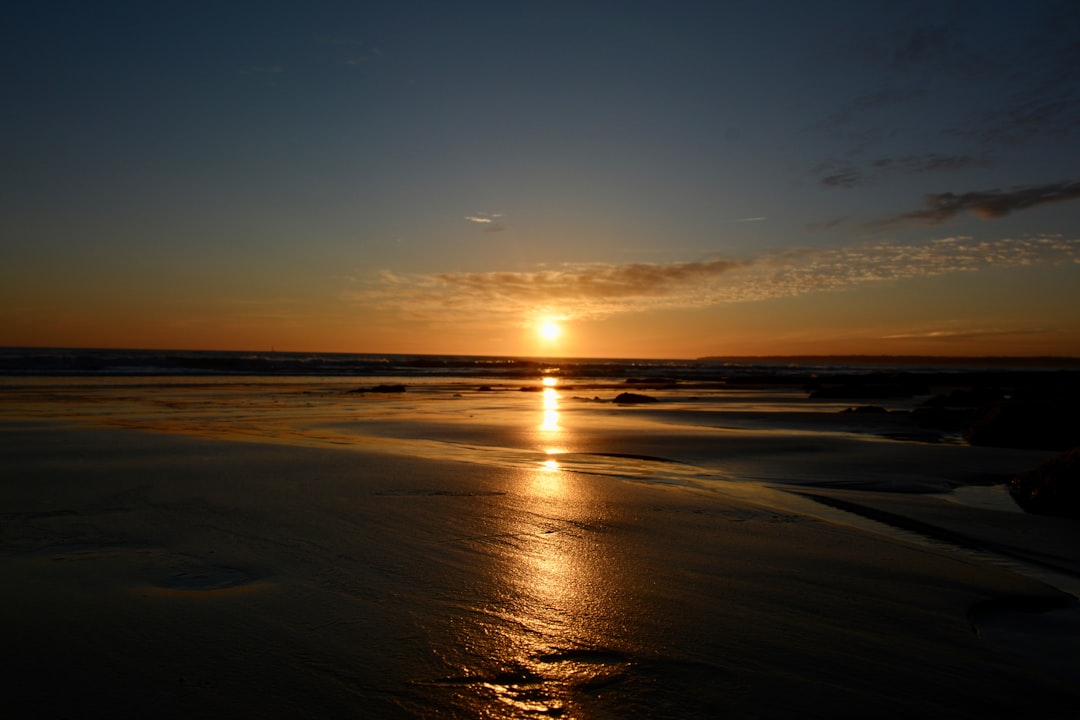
[964,400,1080,451]
[921,387,1006,408]
[1010,448,1080,518]
[612,392,658,404]
[911,406,975,432]
[809,381,929,399]
[360,384,406,393]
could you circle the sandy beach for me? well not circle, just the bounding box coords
[3,376,1080,718]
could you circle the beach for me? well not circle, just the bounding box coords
[3,369,1080,718]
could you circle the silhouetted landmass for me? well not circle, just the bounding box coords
[699,355,1080,369]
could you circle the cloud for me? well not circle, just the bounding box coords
[885,181,1080,225]
[819,86,925,130]
[813,154,992,189]
[880,327,1044,342]
[465,213,506,232]
[432,258,747,302]
[947,7,1080,147]
[805,216,849,233]
[345,235,1080,324]
[812,161,866,189]
[954,87,1080,146]
[881,24,973,75]
[465,213,503,223]
[811,6,1079,181]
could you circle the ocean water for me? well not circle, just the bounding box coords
[2,348,1071,547]
[3,346,1074,378]
[2,347,1072,473]
[1,346,1061,500]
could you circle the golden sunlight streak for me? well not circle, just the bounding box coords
[539,378,561,432]
[541,409,560,431]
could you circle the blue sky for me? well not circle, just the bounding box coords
[3,1,1079,357]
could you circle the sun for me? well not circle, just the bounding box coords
[538,320,562,342]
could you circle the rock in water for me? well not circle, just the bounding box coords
[965,400,1080,450]
[1010,448,1080,518]
[350,384,407,394]
[612,392,658,404]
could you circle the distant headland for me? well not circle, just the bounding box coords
[697,355,1080,368]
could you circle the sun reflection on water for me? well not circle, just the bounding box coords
[538,376,561,429]
[476,467,613,717]
[537,377,566,474]
[439,375,631,716]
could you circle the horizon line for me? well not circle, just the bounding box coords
[2,344,1080,367]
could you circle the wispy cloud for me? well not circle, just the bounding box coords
[817,86,926,130]
[813,154,993,189]
[947,8,1080,147]
[345,235,1080,324]
[883,181,1080,226]
[880,327,1045,342]
[810,6,1079,187]
[812,161,866,189]
[465,213,506,232]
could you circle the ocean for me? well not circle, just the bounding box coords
[2,346,1075,379]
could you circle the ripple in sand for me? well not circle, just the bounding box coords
[373,488,506,497]
[22,543,259,594]
[148,564,254,592]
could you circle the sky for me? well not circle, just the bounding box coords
[3,0,1080,359]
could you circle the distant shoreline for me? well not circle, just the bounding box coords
[697,355,1080,368]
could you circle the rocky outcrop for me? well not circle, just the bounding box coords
[911,389,1006,433]
[808,379,929,399]
[964,400,1080,451]
[839,405,888,414]
[350,384,407,394]
[1010,448,1080,518]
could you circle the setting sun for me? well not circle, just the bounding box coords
[538,321,562,342]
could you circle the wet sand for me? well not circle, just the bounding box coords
[2,380,1080,717]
